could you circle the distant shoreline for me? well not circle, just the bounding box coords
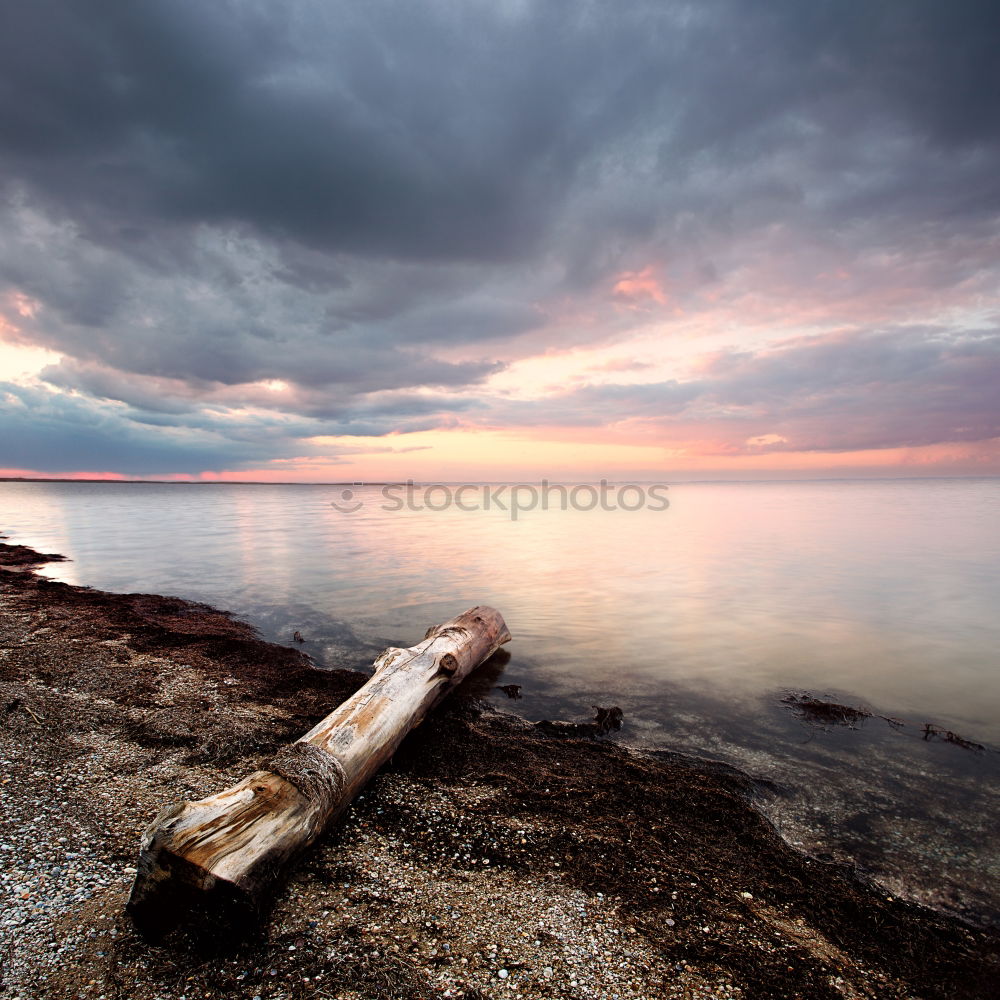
[0,476,394,486]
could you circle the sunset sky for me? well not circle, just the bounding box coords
[1,1,998,481]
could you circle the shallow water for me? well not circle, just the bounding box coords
[2,478,998,919]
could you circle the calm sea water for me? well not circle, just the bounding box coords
[2,478,998,919]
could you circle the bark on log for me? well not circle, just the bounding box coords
[126,605,511,939]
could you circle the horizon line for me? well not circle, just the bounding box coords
[2,474,999,487]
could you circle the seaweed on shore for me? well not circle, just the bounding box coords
[0,543,68,568]
[593,704,624,733]
[534,704,624,739]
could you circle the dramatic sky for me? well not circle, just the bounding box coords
[1,0,998,481]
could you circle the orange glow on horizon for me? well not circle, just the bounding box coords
[3,429,998,485]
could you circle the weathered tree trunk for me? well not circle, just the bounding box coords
[127,605,511,939]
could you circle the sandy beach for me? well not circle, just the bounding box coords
[1,538,997,1000]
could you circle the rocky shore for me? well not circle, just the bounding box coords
[1,539,998,999]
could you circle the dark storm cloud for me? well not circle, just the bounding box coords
[0,0,627,260]
[762,0,1000,150]
[0,205,507,392]
[5,0,998,262]
[2,0,1000,472]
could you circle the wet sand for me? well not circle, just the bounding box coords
[1,539,997,999]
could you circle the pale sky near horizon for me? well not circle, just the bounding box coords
[1,1,999,482]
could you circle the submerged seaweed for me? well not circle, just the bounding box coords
[782,692,873,728]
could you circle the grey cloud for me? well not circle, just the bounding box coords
[1,206,506,393]
[39,361,202,415]
[496,327,1000,454]
[0,382,278,474]
[0,379,453,474]
[699,327,1000,453]
[35,357,485,440]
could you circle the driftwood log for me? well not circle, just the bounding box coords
[127,605,511,938]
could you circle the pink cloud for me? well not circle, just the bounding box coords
[612,266,668,307]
